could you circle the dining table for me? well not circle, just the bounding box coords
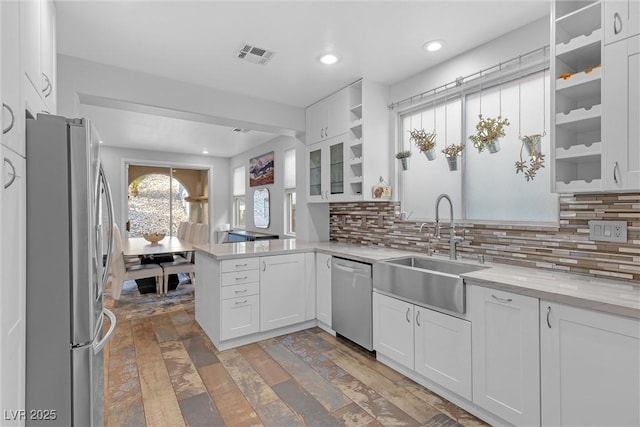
[122,236,194,257]
[122,236,194,293]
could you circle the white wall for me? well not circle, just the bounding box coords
[57,54,305,134]
[230,135,300,237]
[100,146,230,240]
[390,17,550,104]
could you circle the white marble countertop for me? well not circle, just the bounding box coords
[194,239,640,318]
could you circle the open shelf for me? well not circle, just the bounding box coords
[556,104,601,125]
[555,142,602,159]
[556,3,601,40]
[555,179,602,192]
[556,0,600,21]
[555,66,601,94]
[556,28,602,56]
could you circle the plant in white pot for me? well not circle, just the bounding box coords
[441,143,465,171]
[410,129,437,160]
[469,115,509,153]
[395,150,412,171]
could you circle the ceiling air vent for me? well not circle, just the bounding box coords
[232,128,250,133]
[236,43,275,65]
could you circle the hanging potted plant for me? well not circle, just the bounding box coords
[395,150,412,171]
[441,143,465,171]
[469,114,509,153]
[410,129,437,160]
[515,134,545,181]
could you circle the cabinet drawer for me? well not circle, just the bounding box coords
[221,269,260,286]
[221,282,260,300]
[220,295,260,340]
[221,257,259,273]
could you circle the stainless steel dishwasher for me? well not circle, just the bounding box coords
[331,257,373,351]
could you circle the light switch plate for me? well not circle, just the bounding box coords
[588,220,627,242]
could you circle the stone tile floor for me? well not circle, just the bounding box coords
[104,284,487,426]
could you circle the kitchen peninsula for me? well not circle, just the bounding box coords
[194,239,639,426]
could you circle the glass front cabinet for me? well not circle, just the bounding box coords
[306,134,347,202]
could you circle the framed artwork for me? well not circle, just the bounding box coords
[249,151,275,187]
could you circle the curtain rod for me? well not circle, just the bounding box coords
[388,45,550,111]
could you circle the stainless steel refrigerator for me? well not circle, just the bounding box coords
[25,114,116,426]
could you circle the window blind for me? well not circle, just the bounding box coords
[284,149,296,189]
[233,166,245,196]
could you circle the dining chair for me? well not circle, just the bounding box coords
[177,221,189,239]
[161,223,209,292]
[110,224,164,299]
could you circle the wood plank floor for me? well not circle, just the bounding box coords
[104,302,488,427]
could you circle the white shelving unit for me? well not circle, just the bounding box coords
[552,0,603,192]
[348,81,364,198]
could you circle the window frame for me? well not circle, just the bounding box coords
[284,189,296,236]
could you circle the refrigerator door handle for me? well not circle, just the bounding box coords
[100,165,115,288]
[94,308,116,354]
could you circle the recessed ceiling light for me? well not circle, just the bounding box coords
[319,53,340,65]
[202,149,209,155]
[423,40,445,52]
[98,140,103,144]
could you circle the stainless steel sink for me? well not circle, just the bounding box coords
[373,256,488,314]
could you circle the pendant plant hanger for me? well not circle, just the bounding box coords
[396,97,414,169]
[469,67,510,153]
[515,52,546,181]
[442,82,465,170]
[410,91,437,160]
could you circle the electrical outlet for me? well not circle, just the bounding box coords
[588,220,627,242]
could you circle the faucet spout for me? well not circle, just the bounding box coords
[434,193,454,237]
[434,193,463,260]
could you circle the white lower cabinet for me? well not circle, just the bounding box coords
[373,292,472,400]
[220,295,260,340]
[373,292,414,368]
[260,253,306,332]
[468,285,540,427]
[414,306,471,401]
[315,252,332,328]
[541,301,640,427]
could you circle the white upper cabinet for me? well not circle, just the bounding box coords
[603,35,640,190]
[20,0,56,115]
[541,301,640,426]
[1,0,24,156]
[306,89,349,145]
[604,0,640,44]
[306,134,348,202]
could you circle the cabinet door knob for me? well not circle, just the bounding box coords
[613,161,620,184]
[405,307,411,323]
[614,12,623,35]
[2,103,15,135]
[546,306,552,328]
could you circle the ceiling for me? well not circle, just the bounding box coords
[56,0,550,158]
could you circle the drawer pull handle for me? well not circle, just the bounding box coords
[546,306,552,328]
[234,289,248,294]
[235,276,248,280]
[235,299,248,305]
[405,307,410,323]
[2,103,15,135]
[235,263,248,267]
[491,294,513,303]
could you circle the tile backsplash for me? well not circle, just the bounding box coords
[329,193,640,282]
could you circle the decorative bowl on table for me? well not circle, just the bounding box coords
[143,232,165,246]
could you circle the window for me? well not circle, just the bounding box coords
[284,149,296,235]
[399,69,557,223]
[232,166,246,228]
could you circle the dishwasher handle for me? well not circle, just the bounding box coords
[332,262,370,276]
